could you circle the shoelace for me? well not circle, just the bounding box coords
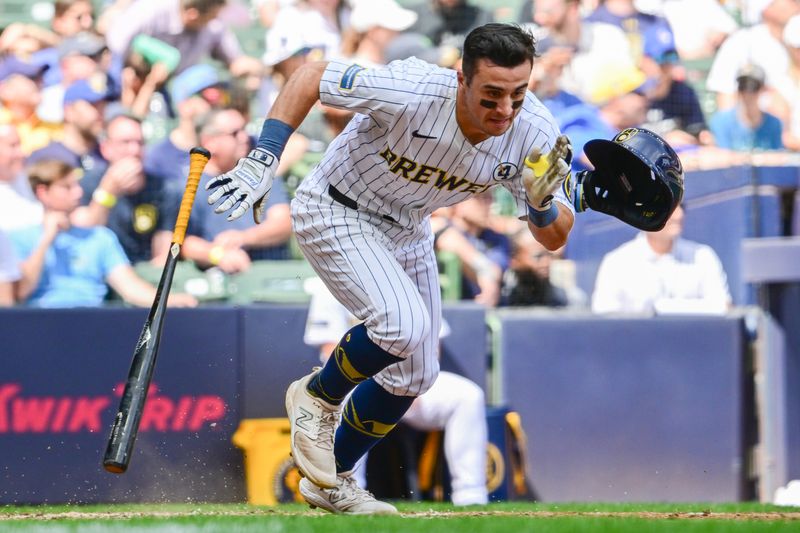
[337,476,377,502]
[315,410,340,451]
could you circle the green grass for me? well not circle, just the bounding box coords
[1,502,799,532]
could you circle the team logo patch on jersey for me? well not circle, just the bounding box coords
[492,162,518,181]
[339,64,365,91]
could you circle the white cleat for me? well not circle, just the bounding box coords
[299,476,399,515]
[285,369,341,488]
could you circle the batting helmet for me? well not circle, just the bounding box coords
[581,127,684,231]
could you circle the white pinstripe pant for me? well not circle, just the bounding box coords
[292,186,441,397]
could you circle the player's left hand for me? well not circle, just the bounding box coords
[522,134,572,211]
[206,148,278,223]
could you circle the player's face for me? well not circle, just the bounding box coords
[457,58,532,143]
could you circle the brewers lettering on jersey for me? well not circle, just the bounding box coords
[206,23,575,515]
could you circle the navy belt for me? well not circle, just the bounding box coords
[328,184,396,222]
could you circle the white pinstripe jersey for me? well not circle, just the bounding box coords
[295,57,575,229]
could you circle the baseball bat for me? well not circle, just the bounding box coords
[103,147,211,474]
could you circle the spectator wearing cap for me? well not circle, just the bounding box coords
[527,0,638,105]
[105,0,262,78]
[78,110,183,264]
[340,0,419,65]
[706,0,800,112]
[557,63,650,171]
[261,20,327,110]
[639,24,710,147]
[37,31,110,123]
[143,64,224,185]
[0,74,63,155]
[259,25,329,183]
[30,76,112,172]
[181,108,292,273]
[709,64,783,151]
[262,0,348,65]
[584,0,674,63]
[407,0,493,50]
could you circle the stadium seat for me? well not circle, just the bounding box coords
[0,0,45,27]
[437,250,462,301]
[682,57,717,118]
[228,259,317,304]
[133,260,230,302]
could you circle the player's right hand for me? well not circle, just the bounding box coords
[206,148,278,223]
[522,134,572,211]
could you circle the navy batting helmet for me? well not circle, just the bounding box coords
[582,127,684,231]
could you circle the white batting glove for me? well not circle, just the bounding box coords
[206,148,277,223]
[522,134,573,211]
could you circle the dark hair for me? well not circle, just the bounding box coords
[181,0,227,13]
[54,0,93,18]
[461,23,536,84]
[737,77,763,93]
[27,159,78,190]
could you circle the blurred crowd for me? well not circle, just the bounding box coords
[0,0,796,311]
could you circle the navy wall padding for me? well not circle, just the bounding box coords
[0,307,244,504]
[498,311,748,502]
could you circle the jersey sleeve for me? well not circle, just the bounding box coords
[319,58,447,128]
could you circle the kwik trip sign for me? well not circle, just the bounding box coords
[0,382,227,434]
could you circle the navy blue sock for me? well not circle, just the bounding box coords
[307,323,402,405]
[333,378,415,472]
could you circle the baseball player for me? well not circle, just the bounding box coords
[207,22,684,514]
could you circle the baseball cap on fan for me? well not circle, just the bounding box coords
[262,27,324,67]
[735,63,766,92]
[384,33,443,65]
[63,76,112,105]
[588,63,649,105]
[349,0,418,33]
[59,31,107,59]
[170,64,223,105]
[643,24,679,65]
[784,15,800,48]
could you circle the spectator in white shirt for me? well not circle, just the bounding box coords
[0,229,21,306]
[705,0,800,112]
[591,205,732,315]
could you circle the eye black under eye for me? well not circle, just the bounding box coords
[511,100,524,109]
